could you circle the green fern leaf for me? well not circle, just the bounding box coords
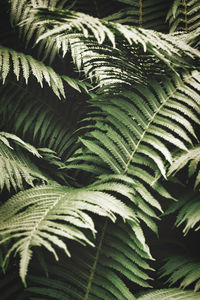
[136,288,200,299]
[0,179,137,284]
[0,46,65,98]
[26,220,152,299]
[160,255,200,292]
[0,132,47,192]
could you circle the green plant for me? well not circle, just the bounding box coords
[0,0,200,299]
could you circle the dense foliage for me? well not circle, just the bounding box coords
[0,0,200,299]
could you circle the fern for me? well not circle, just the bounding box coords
[167,0,200,32]
[67,72,200,232]
[160,255,200,292]
[105,0,171,32]
[136,288,200,299]
[168,144,200,189]
[20,8,199,83]
[0,45,65,98]
[0,132,47,192]
[0,175,137,284]
[25,220,152,299]
[1,0,200,298]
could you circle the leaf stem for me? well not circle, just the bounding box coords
[183,0,188,32]
[83,219,108,300]
[139,0,143,27]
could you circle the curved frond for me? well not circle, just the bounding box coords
[160,255,200,292]
[136,288,200,299]
[0,177,137,284]
[26,220,152,300]
[23,7,200,87]
[67,71,200,231]
[0,132,47,192]
[0,45,65,98]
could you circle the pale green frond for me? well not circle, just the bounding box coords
[0,45,65,98]
[24,6,200,88]
[0,180,137,284]
[136,288,200,299]
[0,133,48,192]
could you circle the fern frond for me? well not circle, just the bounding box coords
[167,0,200,32]
[160,255,200,292]
[31,7,200,74]
[26,220,152,299]
[136,288,200,299]
[168,144,200,189]
[0,178,137,284]
[0,81,81,159]
[0,132,47,192]
[67,72,200,232]
[0,45,65,98]
[105,0,170,32]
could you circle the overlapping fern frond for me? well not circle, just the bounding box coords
[160,255,200,292]
[105,0,171,32]
[0,175,138,284]
[25,219,152,300]
[0,81,83,159]
[0,132,47,192]
[136,288,200,299]
[67,71,200,231]
[0,45,65,98]
[168,144,200,189]
[167,0,200,32]
[31,7,200,74]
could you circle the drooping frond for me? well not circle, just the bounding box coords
[0,176,137,284]
[0,132,47,192]
[0,45,65,98]
[26,220,152,299]
[167,0,200,32]
[159,255,200,292]
[67,71,200,231]
[136,288,200,299]
[0,81,83,159]
[105,0,171,32]
[31,7,200,75]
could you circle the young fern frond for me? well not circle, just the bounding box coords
[0,132,47,192]
[159,255,200,292]
[0,45,65,98]
[136,288,200,299]
[0,177,137,284]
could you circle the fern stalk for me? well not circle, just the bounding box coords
[83,219,108,300]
